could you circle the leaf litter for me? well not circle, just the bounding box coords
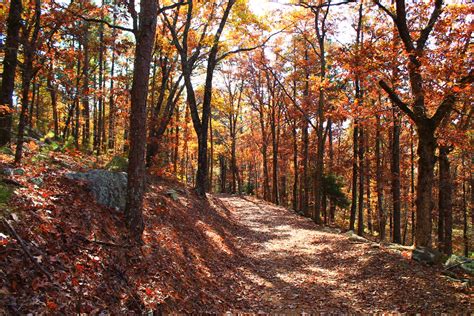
[0,152,472,314]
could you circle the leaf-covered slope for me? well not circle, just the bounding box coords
[0,153,472,313]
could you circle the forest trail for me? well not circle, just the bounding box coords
[0,158,471,313]
[214,195,471,313]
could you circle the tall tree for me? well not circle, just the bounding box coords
[15,0,42,164]
[0,0,22,146]
[375,0,473,247]
[163,0,239,196]
[125,0,159,242]
[391,108,401,243]
[375,111,386,240]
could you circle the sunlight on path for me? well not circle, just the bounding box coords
[216,195,470,313]
[218,195,354,312]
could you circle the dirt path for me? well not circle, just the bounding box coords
[216,195,472,313]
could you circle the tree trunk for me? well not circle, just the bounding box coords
[302,123,309,216]
[328,119,336,222]
[350,122,358,231]
[108,1,117,150]
[0,0,22,146]
[271,106,279,205]
[262,142,270,201]
[14,0,40,164]
[365,130,372,233]
[209,113,214,192]
[322,191,327,224]
[93,73,99,150]
[74,89,80,148]
[63,101,74,139]
[354,1,363,234]
[231,132,237,194]
[108,43,116,150]
[195,131,209,197]
[14,61,34,164]
[28,81,37,128]
[292,124,298,211]
[47,63,59,138]
[258,105,270,200]
[313,52,326,224]
[462,161,468,256]
[81,25,91,149]
[125,0,158,243]
[173,107,179,175]
[438,146,453,255]
[377,0,472,249]
[376,114,386,240]
[415,123,437,248]
[96,20,105,155]
[219,154,227,193]
[301,48,310,216]
[410,126,415,244]
[392,110,401,243]
[357,127,364,236]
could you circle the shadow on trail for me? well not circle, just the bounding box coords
[212,194,470,313]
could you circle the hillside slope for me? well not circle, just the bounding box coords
[0,154,472,313]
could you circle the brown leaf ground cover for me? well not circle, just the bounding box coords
[0,152,472,314]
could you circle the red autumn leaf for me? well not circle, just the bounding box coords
[75,263,84,273]
[402,251,412,260]
[46,300,58,310]
[39,223,52,234]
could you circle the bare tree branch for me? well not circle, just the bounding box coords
[52,1,134,33]
[297,0,356,10]
[55,0,189,35]
[378,79,417,123]
[416,0,443,50]
[263,63,317,130]
[431,70,474,126]
[157,1,190,15]
[217,27,289,63]
[373,0,396,21]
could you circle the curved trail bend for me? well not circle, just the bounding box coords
[213,195,470,313]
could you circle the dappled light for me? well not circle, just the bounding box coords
[0,0,472,313]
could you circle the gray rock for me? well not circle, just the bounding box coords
[322,226,342,234]
[445,254,474,276]
[166,189,179,201]
[412,247,443,265]
[14,168,25,175]
[66,169,128,211]
[345,230,368,243]
[29,177,44,187]
[2,168,14,176]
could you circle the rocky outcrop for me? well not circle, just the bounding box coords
[412,247,443,265]
[345,230,369,243]
[66,169,127,211]
[445,255,474,276]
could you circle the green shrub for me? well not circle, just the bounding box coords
[0,146,14,155]
[322,173,350,209]
[106,156,129,172]
[0,183,13,207]
[244,182,255,195]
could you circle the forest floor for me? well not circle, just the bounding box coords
[214,195,472,313]
[0,150,472,314]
